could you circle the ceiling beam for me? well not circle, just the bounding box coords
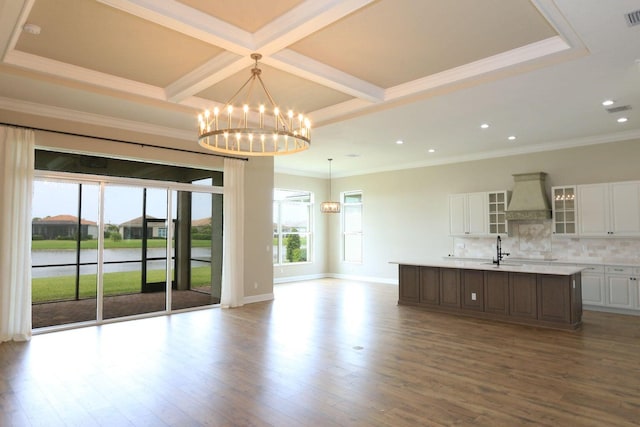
[101,0,380,105]
[0,0,34,60]
[253,0,376,54]
[267,50,384,103]
[97,0,254,53]
[165,52,246,103]
[4,50,167,101]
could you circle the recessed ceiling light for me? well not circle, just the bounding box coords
[428,149,435,153]
[480,123,489,129]
[396,140,404,145]
[617,117,628,123]
[602,100,615,106]
[508,136,516,141]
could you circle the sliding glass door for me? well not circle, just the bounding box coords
[31,171,223,329]
[31,180,99,328]
[171,189,223,310]
[102,185,170,319]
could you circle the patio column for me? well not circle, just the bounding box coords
[175,191,191,291]
[210,173,223,303]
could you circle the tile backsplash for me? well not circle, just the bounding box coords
[452,220,640,263]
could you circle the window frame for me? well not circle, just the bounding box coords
[342,190,363,264]
[273,188,314,266]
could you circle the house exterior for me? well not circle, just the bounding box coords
[119,216,168,240]
[32,215,98,240]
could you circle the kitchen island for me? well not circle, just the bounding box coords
[393,259,583,330]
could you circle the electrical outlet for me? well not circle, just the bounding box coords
[471,292,477,301]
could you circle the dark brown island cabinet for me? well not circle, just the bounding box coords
[397,264,582,330]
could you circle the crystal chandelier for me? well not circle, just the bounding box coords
[197,53,311,156]
[320,158,340,213]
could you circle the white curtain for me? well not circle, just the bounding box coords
[221,158,245,308]
[0,126,34,342]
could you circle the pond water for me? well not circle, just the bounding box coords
[32,248,212,278]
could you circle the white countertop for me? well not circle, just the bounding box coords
[444,256,640,268]
[391,258,583,275]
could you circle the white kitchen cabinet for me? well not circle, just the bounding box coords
[578,182,640,237]
[487,191,509,235]
[578,184,609,236]
[610,182,640,235]
[449,191,509,237]
[605,266,637,309]
[580,265,605,306]
[552,186,577,235]
[449,192,487,236]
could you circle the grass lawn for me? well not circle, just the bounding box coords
[32,239,212,250]
[32,266,213,303]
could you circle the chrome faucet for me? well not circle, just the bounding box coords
[493,236,510,266]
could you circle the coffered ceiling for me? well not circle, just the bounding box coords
[0,0,639,177]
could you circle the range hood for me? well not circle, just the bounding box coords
[505,172,551,221]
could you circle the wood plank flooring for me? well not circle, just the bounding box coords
[1,278,639,426]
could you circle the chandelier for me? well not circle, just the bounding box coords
[197,53,311,156]
[320,158,340,213]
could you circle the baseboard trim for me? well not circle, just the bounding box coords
[274,273,398,285]
[583,305,640,316]
[274,273,326,284]
[243,293,274,304]
[328,273,398,285]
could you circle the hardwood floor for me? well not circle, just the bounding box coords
[1,278,639,426]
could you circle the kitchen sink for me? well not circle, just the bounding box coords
[481,262,523,267]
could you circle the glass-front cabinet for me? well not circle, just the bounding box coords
[552,186,576,235]
[488,191,508,235]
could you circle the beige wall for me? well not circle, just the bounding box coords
[244,157,275,298]
[279,138,640,283]
[10,104,640,297]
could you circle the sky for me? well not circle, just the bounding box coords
[32,181,215,225]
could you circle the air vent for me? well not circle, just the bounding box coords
[626,9,640,26]
[606,105,632,114]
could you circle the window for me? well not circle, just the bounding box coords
[343,191,363,263]
[273,189,313,265]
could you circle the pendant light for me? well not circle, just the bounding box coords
[320,158,340,213]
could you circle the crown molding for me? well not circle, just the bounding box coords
[531,0,587,49]
[386,36,571,101]
[4,50,167,101]
[319,129,640,178]
[0,96,194,141]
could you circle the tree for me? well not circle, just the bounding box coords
[286,228,301,262]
